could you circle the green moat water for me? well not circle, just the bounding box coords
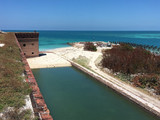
[32,67,159,120]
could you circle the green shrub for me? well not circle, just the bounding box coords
[132,74,160,94]
[84,42,97,51]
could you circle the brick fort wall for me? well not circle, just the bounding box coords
[15,32,39,58]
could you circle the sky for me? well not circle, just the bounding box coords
[0,0,160,30]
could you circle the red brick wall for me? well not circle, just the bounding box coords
[14,33,53,120]
[15,33,39,58]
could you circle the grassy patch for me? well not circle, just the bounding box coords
[115,73,133,82]
[0,33,31,111]
[0,109,33,120]
[72,55,90,69]
[95,55,102,66]
[0,34,5,41]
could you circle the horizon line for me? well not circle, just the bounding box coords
[3,29,160,32]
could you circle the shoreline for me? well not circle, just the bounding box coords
[39,46,71,52]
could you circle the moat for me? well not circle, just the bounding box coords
[32,67,159,120]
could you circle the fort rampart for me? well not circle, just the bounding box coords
[14,33,53,120]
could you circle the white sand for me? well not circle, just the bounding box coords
[27,47,102,69]
[27,52,71,69]
[48,47,102,61]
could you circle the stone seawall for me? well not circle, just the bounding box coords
[14,34,53,120]
[70,61,160,118]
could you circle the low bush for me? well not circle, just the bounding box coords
[84,42,97,51]
[132,74,160,94]
[72,56,90,69]
[0,108,34,120]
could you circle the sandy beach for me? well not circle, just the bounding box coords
[27,52,71,69]
[27,46,102,69]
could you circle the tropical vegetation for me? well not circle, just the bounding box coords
[101,43,160,94]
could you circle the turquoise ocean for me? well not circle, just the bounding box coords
[5,30,160,51]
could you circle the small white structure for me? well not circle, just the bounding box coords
[107,41,111,47]
[0,43,5,47]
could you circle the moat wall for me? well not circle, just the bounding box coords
[70,61,160,118]
[14,33,53,120]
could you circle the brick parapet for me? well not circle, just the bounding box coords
[14,33,53,120]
